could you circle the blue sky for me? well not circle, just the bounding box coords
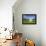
[23,15,35,19]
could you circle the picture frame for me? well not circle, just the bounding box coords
[22,14,37,24]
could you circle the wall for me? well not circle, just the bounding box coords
[13,0,42,46]
[41,0,46,46]
[0,0,16,30]
[0,0,17,39]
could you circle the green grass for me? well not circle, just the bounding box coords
[22,19,36,24]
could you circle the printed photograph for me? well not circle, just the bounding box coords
[22,14,37,24]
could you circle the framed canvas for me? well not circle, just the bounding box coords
[22,14,37,24]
